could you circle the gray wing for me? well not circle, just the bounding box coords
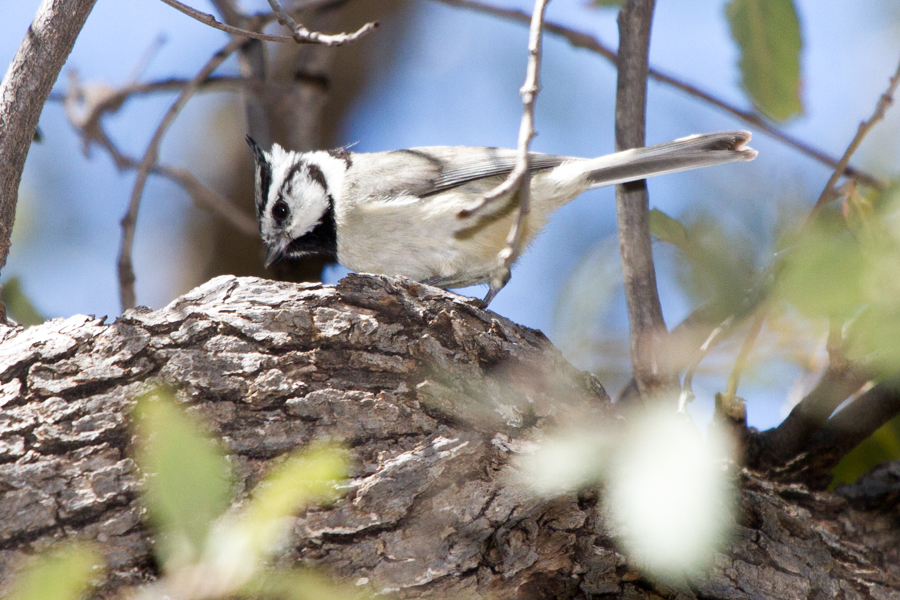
[344,146,571,201]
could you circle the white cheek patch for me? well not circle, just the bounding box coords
[289,178,332,236]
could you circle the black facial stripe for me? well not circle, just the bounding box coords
[282,160,307,198]
[306,163,328,192]
[257,163,273,218]
[246,136,273,218]
[284,197,337,260]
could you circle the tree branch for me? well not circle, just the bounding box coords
[158,0,297,43]
[117,37,246,311]
[158,0,376,46]
[432,0,885,191]
[265,0,378,46]
[455,0,550,305]
[2,274,900,596]
[614,0,677,401]
[0,0,98,279]
[802,55,900,232]
[752,362,871,470]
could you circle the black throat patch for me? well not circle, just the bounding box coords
[285,198,337,260]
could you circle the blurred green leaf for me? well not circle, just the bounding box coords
[133,388,233,567]
[1,277,44,326]
[846,307,900,373]
[239,442,347,556]
[670,213,759,318]
[244,568,368,600]
[726,0,803,121]
[830,413,900,489]
[650,209,690,250]
[591,0,623,7]
[6,543,102,600]
[778,222,864,318]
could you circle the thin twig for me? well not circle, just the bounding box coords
[159,0,295,42]
[159,0,377,46]
[802,55,900,231]
[494,0,550,287]
[118,37,246,311]
[265,0,377,46]
[719,304,768,408]
[455,0,550,304]
[432,0,884,191]
[677,316,734,413]
[64,100,257,236]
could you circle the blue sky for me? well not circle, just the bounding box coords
[2,0,899,428]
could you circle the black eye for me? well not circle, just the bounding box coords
[272,199,290,224]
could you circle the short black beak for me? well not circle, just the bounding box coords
[265,243,287,268]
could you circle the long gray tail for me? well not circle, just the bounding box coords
[584,130,757,188]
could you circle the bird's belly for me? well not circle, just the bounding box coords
[336,197,547,288]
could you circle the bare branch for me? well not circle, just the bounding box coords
[614,0,679,401]
[0,0,99,278]
[61,87,257,236]
[433,0,885,191]
[754,359,872,470]
[265,0,378,46]
[802,55,900,231]
[158,0,295,43]
[158,0,377,46]
[454,0,550,305]
[118,37,246,311]
[807,376,900,466]
[758,373,900,489]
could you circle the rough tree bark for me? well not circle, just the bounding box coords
[0,0,98,276]
[0,275,898,599]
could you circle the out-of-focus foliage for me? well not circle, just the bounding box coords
[590,0,624,7]
[133,388,233,567]
[651,209,759,318]
[1,277,44,326]
[244,568,370,600]
[777,218,865,319]
[778,187,900,374]
[0,387,354,599]
[606,410,735,581]
[517,408,736,581]
[4,543,102,600]
[831,413,900,489]
[233,442,347,565]
[726,0,803,121]
[128,388,351,599]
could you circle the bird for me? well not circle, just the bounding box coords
[247,131,756,305]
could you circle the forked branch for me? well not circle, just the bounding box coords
[456,0,551,305]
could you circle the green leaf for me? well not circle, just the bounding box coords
[778,223,864,318]
[132,388,233,568]
[830,413,900,489]
[244,568,368,600]
[239,442,348,556]
[1,277,44,326]
[6,544,102,600]
[591,0,624,7]
[649,209,690,250]
[726,0,803,121]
